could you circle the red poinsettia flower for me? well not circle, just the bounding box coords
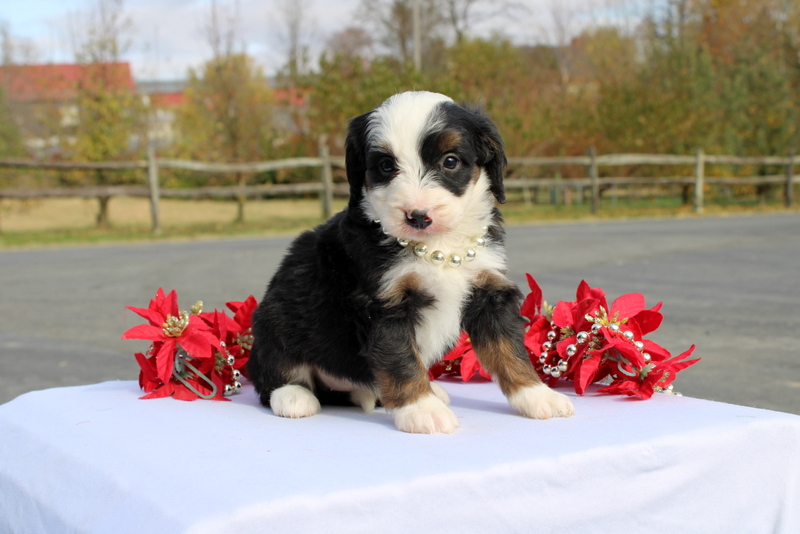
[520,274,544,321]
[122,288,222,385]
[133,344,219,401]
[598,345,698,399]
[223,296,257,378]
[516,275,700,399]
[432,332,491,382]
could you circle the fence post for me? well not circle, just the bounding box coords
[521,176,532,206]
[318,135,334,219]
[694,148,705,214]
[147,142,161,235]
[786,150,794,209]
[589,146,599,214]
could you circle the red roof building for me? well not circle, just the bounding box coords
[0,62,135,103]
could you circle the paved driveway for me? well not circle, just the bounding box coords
[2,212,798,413]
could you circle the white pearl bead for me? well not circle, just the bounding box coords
[465,249,477,261]
[448,254,462,267]
[413,244,428,257]
[430,251,445,265]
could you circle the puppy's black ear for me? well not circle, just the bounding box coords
[345,111,373,210]
[471,110,507,204]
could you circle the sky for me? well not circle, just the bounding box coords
[0,0,655,81]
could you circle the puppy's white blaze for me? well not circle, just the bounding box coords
[393,392,460,434]
[429,381,451,405]
[508,384,575,420]
[368,91,453,153]
[270,385,321,419]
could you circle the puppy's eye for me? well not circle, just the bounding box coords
[379,158,395,174]
[443,155,459,170]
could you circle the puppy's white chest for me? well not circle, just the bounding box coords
[380,250,505,368]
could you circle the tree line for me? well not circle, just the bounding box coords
[2,0,799,192]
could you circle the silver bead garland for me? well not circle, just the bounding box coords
[378,220,489,268]
[534,307,683,395]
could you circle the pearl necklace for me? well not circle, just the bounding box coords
[375,219,489,268]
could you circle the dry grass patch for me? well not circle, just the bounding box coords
[0,197,347,232]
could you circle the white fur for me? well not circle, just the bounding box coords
[286,365,314,388]
[378,236,507,369]
[361,91,496,245]
[350,389,378,413]
[270,385,321,419]
[393,392,460,434]
[508,384,575,420]
[315,368,359,392]
[429,381,451,405]
[367,91,453,156]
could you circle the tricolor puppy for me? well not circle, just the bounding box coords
[249,91,574,433]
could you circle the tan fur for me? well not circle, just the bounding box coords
[380,272,424,307]
[438,129,462,152]
[471,270,543,397]
[377,362,431,410]
[473,337,543,397]
[474,269,515,291]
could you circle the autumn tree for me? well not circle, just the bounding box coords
[308,53,426,149]
[0,87,24,160]
[174,1,274,222]
[0,24,26,160]
[66,0,144,227]
[357,0,445,68]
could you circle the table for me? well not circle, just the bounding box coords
[1,380,799,533]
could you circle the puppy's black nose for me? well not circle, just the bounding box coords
[406,210,432,230]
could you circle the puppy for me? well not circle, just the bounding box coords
[249,91,574,433]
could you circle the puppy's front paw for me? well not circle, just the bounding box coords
[508,384,575,419]
[270,385,321,418]
[429,381,451,405]
[393,393,460,434]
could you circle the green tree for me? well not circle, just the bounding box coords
[308,52,426,149]
[0,88,24,159]
[174,53,275,222]
[67,0,144,227]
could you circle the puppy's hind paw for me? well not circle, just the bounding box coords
[508,384,575,420]
[350,389,378,413]
[393,394,460,434]
[270,385,321,418]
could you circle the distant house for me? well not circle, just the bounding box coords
[0,62,312,157]
[0,62,136,157]
[136,79,186,149]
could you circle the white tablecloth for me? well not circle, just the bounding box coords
[1,380,799,533]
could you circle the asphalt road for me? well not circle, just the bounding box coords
[1,212,799,413]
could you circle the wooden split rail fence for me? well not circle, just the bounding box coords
[0,147,796,234]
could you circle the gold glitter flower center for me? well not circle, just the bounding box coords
[162,311,190,337]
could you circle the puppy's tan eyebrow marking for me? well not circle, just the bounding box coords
[437,129,462,153]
